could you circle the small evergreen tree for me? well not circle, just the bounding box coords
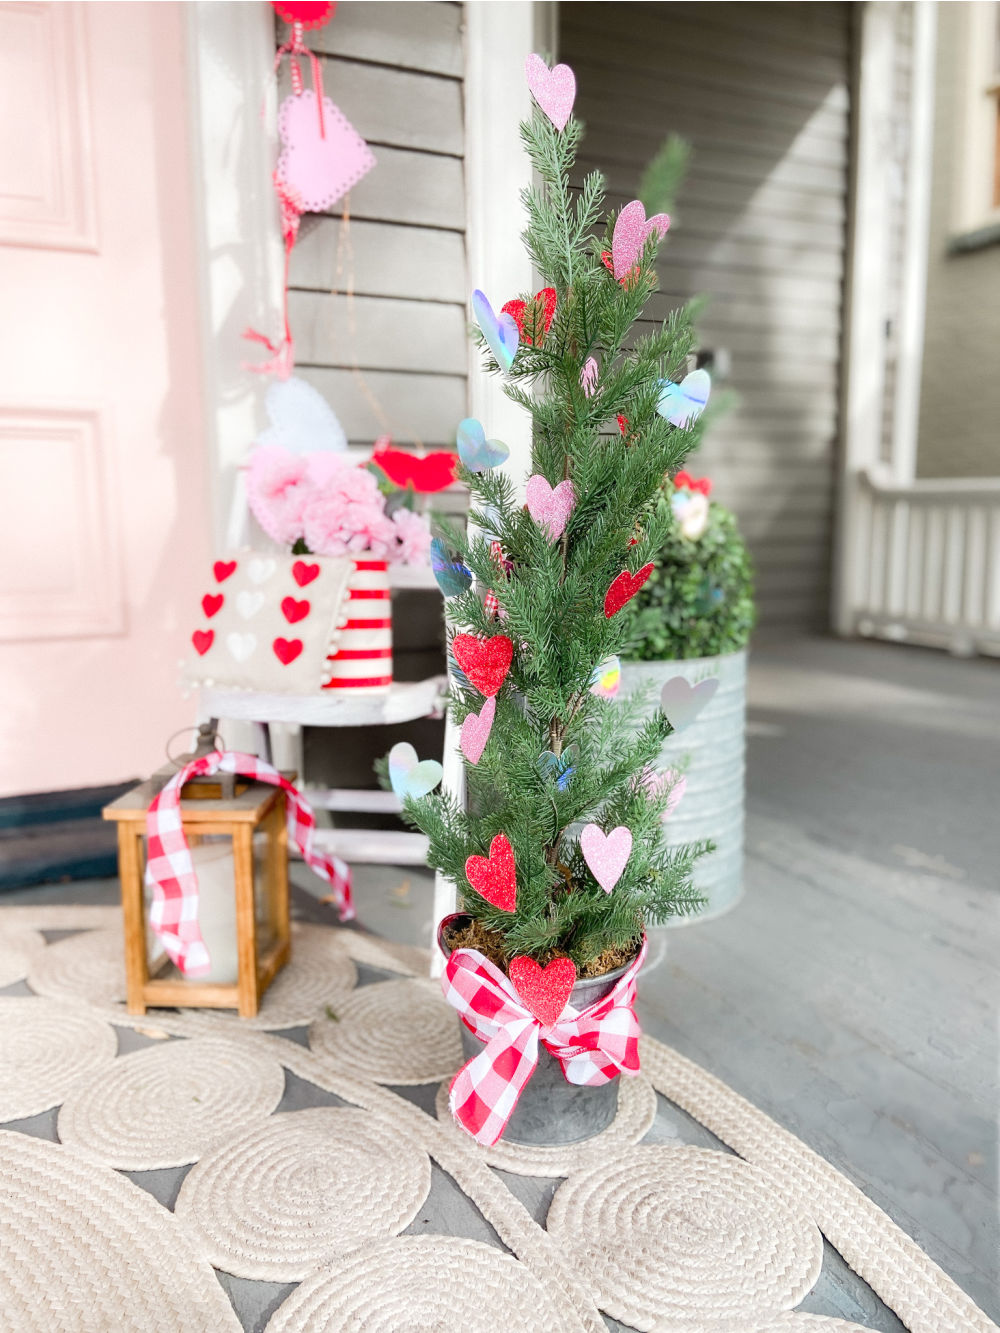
[399,68,713,974]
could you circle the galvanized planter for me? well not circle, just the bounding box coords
[438,915,634,1146]
[620,648,747,921]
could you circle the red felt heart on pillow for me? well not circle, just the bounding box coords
[281,596,310,624]
[273,637,303,665]
[292,560,320,588]
[509,955,577,1027]
[371,440,457,494]
[465,832,517,912]
[213,560,237,584]
[192,629,214,657]
[604,563,654,618]
[501,287,557,346]
[452,633,513,698]
[202,594,224,619]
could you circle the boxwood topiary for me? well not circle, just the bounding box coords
[624,485,755,662]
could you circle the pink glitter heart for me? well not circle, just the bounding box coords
[460,696,495,766]
[612,200,670,281]
[580,823,633,894]
[525,53,576,133]
[525,475,576,542]
[580,357,599,398]
[275,90,375,213]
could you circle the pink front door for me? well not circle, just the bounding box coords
[0,2,209,795]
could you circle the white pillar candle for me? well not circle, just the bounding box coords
[188,842,240,984]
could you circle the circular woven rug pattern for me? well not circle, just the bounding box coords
[57,1035,285,1169]
[182,924,358,1031]
[0,1130,240,1332]
[0,996,118,1122]
[659,1318,875,1332]
[26,927,127,1010]
[173,1107,432,1281]
[434,1071,659,1177]
[0,923,45,988]
[308,977,462,1084]
[547,1145,825,1330]
[264,1235,582,1333]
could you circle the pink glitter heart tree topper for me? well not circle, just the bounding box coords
[525,54,576,132]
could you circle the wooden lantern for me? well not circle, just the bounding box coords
[102,765,291,1017]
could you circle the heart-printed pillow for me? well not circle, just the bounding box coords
[465,832,516,912]
[457,418,510,473]
[509,955,577,1027]
[472,290,519,373]
[659,675,719,731]
[275,90,375,213]
[388,742,443,801]
[202,594,224,619]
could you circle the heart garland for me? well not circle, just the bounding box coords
[456,418,510,473]
[525,475,575,541]
[465,832,517,912]
[371,440,457,493]
[472,290,519,373]
[580,823,633,894]
[460,696,496,766]
[604,563,654,618]
[657,370,711,428]
[612,200,670,281]
[524,54,576,133]
[659,675,719,731]
[501,287,557,347]
[452,634,513,698]
[388,742,443,800]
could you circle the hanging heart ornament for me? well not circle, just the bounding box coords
[657,369,712,428]
[659,675,719,730]
[604,563,654,618]
[460,696,496,766]
[456,418,510,473]
[388,742,443,800]
[580,824,633,894]
[430,538,472,598]
[472,290,519,373]
[465,832,517,912]
[501,287,557,347]
[509,955,577,1027]
[524,53,576,133]
[612,200,670,281]
[525,476,575,541]
[451,634,513,698]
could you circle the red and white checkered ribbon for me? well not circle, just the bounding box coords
[442,937,647,1146]
[483,540,505,620]
[145,751,354,978]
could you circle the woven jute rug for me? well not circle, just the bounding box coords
[0,907,995,1333]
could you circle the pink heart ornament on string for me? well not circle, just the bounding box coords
[580,824,633,894]
[275,90,375,213]
[460,696,496,766]
[525,475,576,541]
[525,54,576,132]
[612,200,670,281]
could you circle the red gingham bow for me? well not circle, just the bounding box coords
[442,937,647,1146]
[145,751,353,978]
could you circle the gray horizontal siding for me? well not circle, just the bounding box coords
[563,0,851,629]
[279,1,468,448]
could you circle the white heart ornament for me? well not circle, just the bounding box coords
[388,742,443,801]
[247,557,276,585]
[236,590,265,620]
[525,475,575,541]
[659,675,719,731]
[580,824,633,894]
[226,632,256,663]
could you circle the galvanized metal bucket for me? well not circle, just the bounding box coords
[438,915,635,1145]
[620,648,747,921]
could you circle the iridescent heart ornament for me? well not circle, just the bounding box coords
[589,655,621,699]
[580,823,633,894]
[430,538,472,598]
[524,54,576,133]
[460,696,496,766]
[509,955,577,1027]
[388,742,444,801]
[456,418,510,473]
[525,475,575,541]
[472,290,519,373]
[612,200,670,281]
[465,832,516,912]
[537,744,578,792]
[604,564,654,618]
[659,675,719,731]
[657,369,711,428]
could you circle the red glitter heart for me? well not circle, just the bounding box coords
[617,414,629,435]
[509,955,577,1027]
[213,560,237,584]
[202,594,224,619]
[452,633,513,698]
[600,250,641,290]
[273,637,303,665]
[292,560,320,588]
[465,832,517,912]
[281,596,310,624]
[501,287,557,347]
[192,629,214,657]
[604,563,654,618]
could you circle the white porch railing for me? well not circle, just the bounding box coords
[848,470,1000,657]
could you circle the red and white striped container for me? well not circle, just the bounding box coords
[323,558,393,693]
